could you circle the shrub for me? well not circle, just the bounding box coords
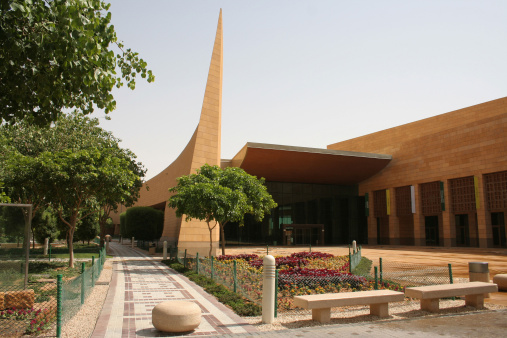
[125,207,163,241]
[119,212,127,237]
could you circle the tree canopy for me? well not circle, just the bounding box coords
[0,0,154,125]
[168,164,277,256]
[0,113,146,266]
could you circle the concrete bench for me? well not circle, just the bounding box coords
[405,281,498,312]
[293,290,405,323]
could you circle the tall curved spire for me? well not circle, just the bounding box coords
[190,8,223,172]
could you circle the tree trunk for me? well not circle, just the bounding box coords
[68,227,75,268]
[220,223,226,256]
[208,221,213,258]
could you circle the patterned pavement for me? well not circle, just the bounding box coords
[91,242,257,337]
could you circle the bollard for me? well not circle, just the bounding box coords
[469,262,490,298]
[352,240,357,253]
[105,238,110,255]
[163,241,167,260]
[131,237,135,248]
[262,255,276,324]
[44,238,49,256]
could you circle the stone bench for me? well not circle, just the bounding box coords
[152,300,201,333]
[405,281,498,312]
[293,290,405,323]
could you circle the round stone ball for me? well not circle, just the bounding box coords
[493,274,507,291]
[152,300,201,332]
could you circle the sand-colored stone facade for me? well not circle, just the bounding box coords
[117,10,507,251]
[328,97,507,248]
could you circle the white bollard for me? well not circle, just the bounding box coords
[262,255,276,324]
[352,240,357,252]
[163,241,168,260]
[43,238,49,256]
[132,237,135,248]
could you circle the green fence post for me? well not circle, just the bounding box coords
[81,262,86,304]
[184,249,187,268]
[211,256,214,281]
[349,252,352,274]
[374,266,378,290]
[57,274,62,338]
[98,251,102,275]
[379,257,383,286]
[448,263,455,300]
[309,244,312,253]
[266,245,269,255]
[196,253,200,273]
[233,260,237,293]
[274,269,279,318]
[92,256,95,286]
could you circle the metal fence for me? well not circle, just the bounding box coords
[175,248,455,316]
[0,246,106,337]
[357,258,453,288]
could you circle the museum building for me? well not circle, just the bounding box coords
[117,11,507,254]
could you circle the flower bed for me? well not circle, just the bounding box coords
[209,252,403,312]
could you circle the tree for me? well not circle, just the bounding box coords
[0,205,25,247]
[168,164,277,257]
[0,0,154,125]
[32,207,59,245]
[75,213,100,245]
[0,113,146,267]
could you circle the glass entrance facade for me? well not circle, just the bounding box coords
[224,181,367,246]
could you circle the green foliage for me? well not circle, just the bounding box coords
[163,260,261,316]
[352,257,373,276]
[0,113,146,267]
[119,212,127,237]
[0,181,10,203]
[0,0,154,126]
[168,164,277,256]
[125,207,163,241]
[75,213,100,244]
[32,207,59,245]
[0,205,25,242]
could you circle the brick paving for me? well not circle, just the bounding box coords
[91,242,257,337]
[91,243,507,337]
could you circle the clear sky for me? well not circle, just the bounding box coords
[95,0,507,180]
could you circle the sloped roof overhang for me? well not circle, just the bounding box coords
[230,143,392,185]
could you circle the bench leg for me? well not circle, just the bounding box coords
[312,308,331,323]
[465,294,485,309]
[370,303,389,317]
[421,298,439,312]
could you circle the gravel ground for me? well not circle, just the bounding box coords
[61,258,114,338]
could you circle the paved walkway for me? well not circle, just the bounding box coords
[91,242,257,337]
[91,243,507,337]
